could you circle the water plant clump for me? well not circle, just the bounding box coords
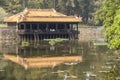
[49,38,63,46]
[21,41,30,47]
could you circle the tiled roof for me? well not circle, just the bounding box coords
[4,8,82,23]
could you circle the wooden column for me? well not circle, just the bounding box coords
[77,23,78,32]
[37,23,39,30]
[65,23,67,32]
[46,23,48,32]
[16,23,18,31]
[76,23,79,39]
[23,23,25,30]
[55,23,57,32]
[71,24,73,30]
[26,35,27,41]
[30,24,32,31]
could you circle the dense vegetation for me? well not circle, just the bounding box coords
[0,7,7,24]
[95,0,120,49]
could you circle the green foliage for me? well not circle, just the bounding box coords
[95,0,120,49]
[21,41,30,47]
[27,0,44,8]
[0,7,8,23]
[95,0,120,26]
[48,38,63,46]
[106,11,120,49]
[54,38,63,42]
[1,0,24,14]
[49,39,56,46]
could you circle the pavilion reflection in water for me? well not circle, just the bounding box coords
[4,54,82,69]
[3,41,82,69]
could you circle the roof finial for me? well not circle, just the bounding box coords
[52,8,56,13]
[24,7,28,12]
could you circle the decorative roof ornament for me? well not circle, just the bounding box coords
[52,8,56,13]
[24,7,28,13]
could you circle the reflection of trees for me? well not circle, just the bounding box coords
[0,41,117,80]
[1,61,79,80]
[100,55,120,80]
[0,55,8,77]
[0,40,80,57]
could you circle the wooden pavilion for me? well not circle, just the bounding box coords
[4,8,82,41]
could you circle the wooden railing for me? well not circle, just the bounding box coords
[17,29,79,34]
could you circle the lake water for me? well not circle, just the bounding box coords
[0,40,119,80]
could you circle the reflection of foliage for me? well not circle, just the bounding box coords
[0,41,116,80]
[49,38,63,46]
[1,61,61,80]
[0,55,7,70]
[49,39,56,46]
[2,61,25,80]
[22,41,30,47]
[103,61,120,80]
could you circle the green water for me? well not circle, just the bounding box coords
[0,40,119,80]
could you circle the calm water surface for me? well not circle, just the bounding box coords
[0,40,118,80]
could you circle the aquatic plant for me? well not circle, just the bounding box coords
[54,38,63,42]
[49,38,63,46]
[21,41,30,47]
[49,39,56,46]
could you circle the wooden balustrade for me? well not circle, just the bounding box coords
[17,29,78,34]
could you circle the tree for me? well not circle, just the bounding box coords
[22,0,28,8]
[0,7,8,23]
[2,0,23,14]
[95,0,120,49]
[94,0,103,25]
[106,10,120,49]
[95,0,120,27]
[77,0,99,24]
